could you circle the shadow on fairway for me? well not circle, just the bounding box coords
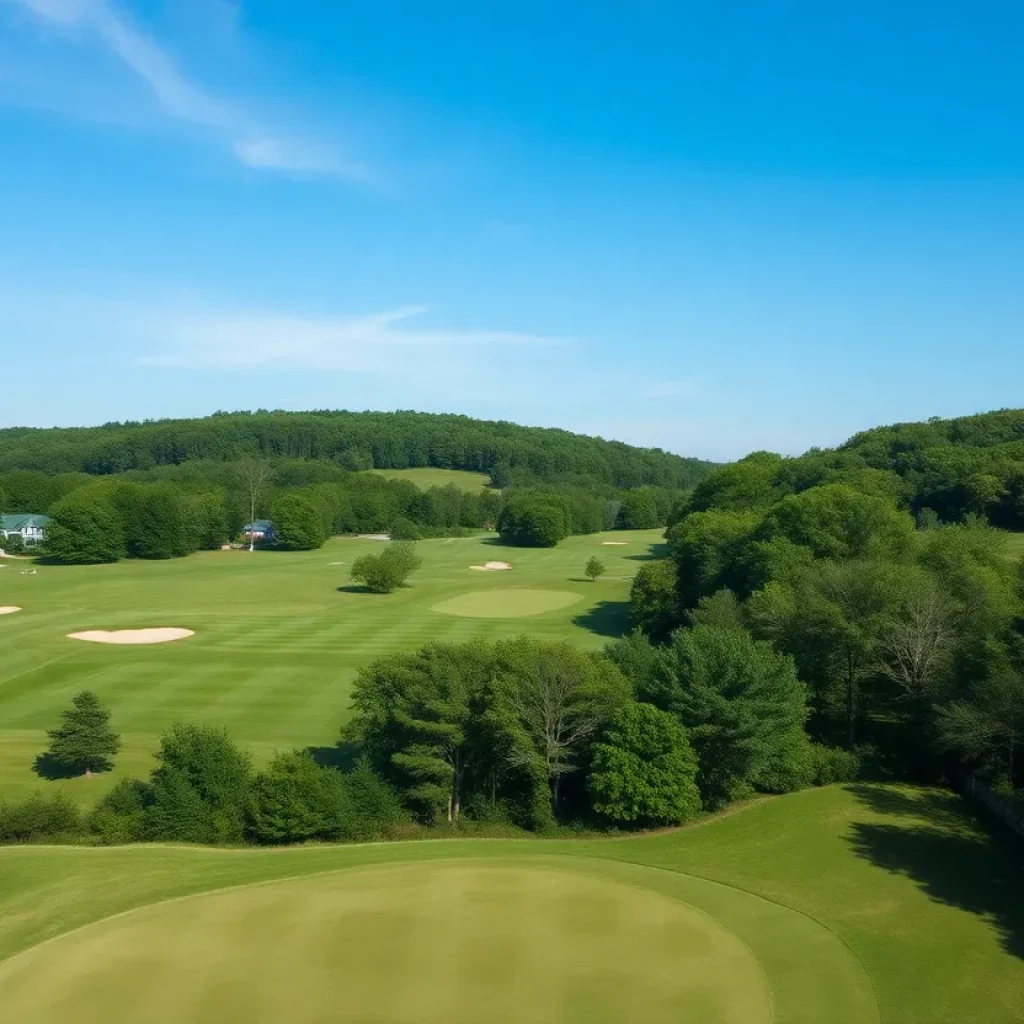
[624,543,669,562]
[306,741,363,771]
[573,599,631,638]
[336,584,373,594]
[846,783,1024,960]
[31,753,98,781]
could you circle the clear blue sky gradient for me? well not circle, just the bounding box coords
[0,1,1022,460]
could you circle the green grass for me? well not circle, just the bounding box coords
[0,531,654,807]
[2,784,1023,1022]
[365,467,493,491]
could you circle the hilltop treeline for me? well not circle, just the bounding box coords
[695,408,1024,530]
[0,410,713,489]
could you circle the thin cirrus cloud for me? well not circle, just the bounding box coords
[3,0,364,178]
[140,305,573,372]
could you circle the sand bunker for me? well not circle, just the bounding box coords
[602,541,628,546]
[470,561,512,572]
[357,533,391,541]
[0,606,21,615]
[68,628,194,645]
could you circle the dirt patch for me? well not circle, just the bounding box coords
[68,628,195,645]
[0,606,21,615]
[470,561,512,572]
[601,541,628,546]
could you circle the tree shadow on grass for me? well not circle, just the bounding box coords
[336,584,373,594]
[624,543,669,562]
[845,783,1024,960]
[305,741,363,772]
[572,600,631,639]
[32,753,76,780]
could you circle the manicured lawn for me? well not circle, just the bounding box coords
[365,467,493,491]
[2,784,1022,1023]
[0,531,655,807]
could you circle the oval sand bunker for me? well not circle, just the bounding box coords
[433,589,581,619]
[0,606,21,615]
[68,628,194,645]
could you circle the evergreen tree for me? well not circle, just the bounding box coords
[40,690,120,776]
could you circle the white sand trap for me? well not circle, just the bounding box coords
[68,628,194,645]
[470,561,512,572]
[357,533,391,541]
[602,541,628,546]
[0,606,21,615]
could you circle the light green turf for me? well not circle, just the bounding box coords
[7,783,1024,1023]
[0,860,772,1024]
[432,588,583,618]
[0,531,655,807]
[365,467,492,491]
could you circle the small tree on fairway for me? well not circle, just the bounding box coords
[585,556,606,582]
[350,541,422,593]
[41,691,120,776]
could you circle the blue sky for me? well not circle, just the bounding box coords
[0,1,1022,461]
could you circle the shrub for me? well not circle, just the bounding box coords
[2,533,25,555]
[0,792,83,843]
[89,778,151,844]
[248,750,351,845]
[811,744,862,785]
[350,541,422,593]
[589,702,702,827]
[342,757,409,840]
[389,516,422,541]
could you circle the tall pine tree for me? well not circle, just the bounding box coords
[41,691,120,776]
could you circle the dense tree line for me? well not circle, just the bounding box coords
[4,626,857,845]
[0,409,713,489]
[682,408,1024,530]
[630,455,1024,802]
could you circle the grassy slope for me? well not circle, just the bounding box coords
[0,531,659,807]
[1,785,1022,1023]
[1004,531,1024,562]
[365,467,492,491]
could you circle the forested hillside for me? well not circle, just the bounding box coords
[629,408,1024,816]
[0,410,713,489]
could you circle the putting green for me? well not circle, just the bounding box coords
[433,588,582,618]
[0,861,771,1024]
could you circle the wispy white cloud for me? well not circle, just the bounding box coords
[3,0,363,177]
[136,304,572,372]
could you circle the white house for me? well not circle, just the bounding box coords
[0,514,50,547]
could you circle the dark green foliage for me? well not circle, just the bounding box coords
[45,489,125,564]
[145,723,252,844]
[342,757,409,839]
[629,560,679,642]
[688,589,746,631]
[89,778,151,844]
[271,491,329,550]
[248,750,352,844]
[2,533,24,555]
[0,792,82,843]
[350,643,494,822]
[810,744,862,785]
[589,702,702,826]
[616,488,660,529]
[113,484,189,559]
[350,541,422,593]
[389,516,422,540]
[180,492,228,550]
[497,496,569,547]
[625,626,811,809]
[40,691,120,776]
[0,409,714,490]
